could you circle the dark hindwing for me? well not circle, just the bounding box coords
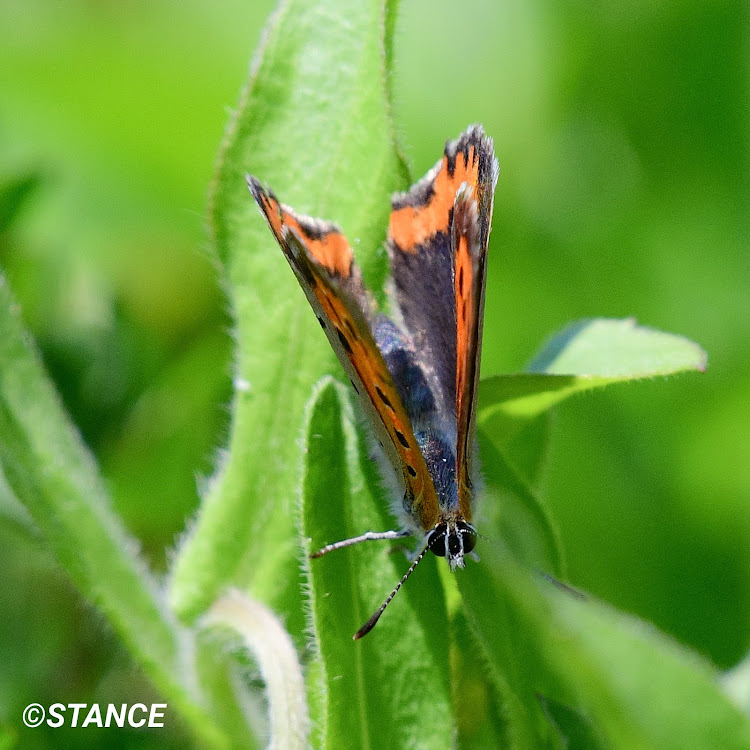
[388,221,455,421]
[387,125,497,430]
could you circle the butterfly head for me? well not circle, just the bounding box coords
[426,518,478,571]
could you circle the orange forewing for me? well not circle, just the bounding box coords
[251,186,352,277]
[247,177,440,531]
[389,145,479,252]
[308,271,439,530]
[453,187,484,522]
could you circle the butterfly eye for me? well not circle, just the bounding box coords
[459,522,478,555]
[426,524,448,557]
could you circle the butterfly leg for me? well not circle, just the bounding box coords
[311,529,411,559]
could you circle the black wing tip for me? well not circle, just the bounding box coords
[246,174,281,215]
[391,124,498,211]
[245,173,265,199]
[448,123,493,155]
[446,124,495,166]
[245,174,344,239]
[448,124,499,187]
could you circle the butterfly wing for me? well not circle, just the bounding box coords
[387,126,498,520]
[247,177,440,532]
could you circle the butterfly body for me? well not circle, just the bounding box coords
[248,125,498,636]
[371,317,461,532]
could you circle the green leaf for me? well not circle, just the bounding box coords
[0,275,228,750]
[460,532,750,750]
[536,694,610,750]
[205,590,309,750]
[480,318,707,429]
[170,0,409,625]
[473,317,706,606]
[0,463,38,539]
[500,411,551,488]
[0,171,41,234]
[478,424,565,577]
[528,318,708,376]
[0,721,16,750]
[301,378,453,749]
[450,609,510,749]
[722,653,750,717]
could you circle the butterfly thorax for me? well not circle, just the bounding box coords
[415,428,458,512]
[415,429,477,569]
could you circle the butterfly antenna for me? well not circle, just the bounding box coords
[353,545,429,640]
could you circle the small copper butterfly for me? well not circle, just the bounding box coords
[247,125,498,638]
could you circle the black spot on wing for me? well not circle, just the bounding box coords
[375,385,394,410]
[336,328,352,354]
[394,429,410,449]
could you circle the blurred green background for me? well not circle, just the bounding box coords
[0,0,746,746]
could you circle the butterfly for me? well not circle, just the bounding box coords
[247,125,498,638]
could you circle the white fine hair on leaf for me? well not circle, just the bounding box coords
[204,589,310,750]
